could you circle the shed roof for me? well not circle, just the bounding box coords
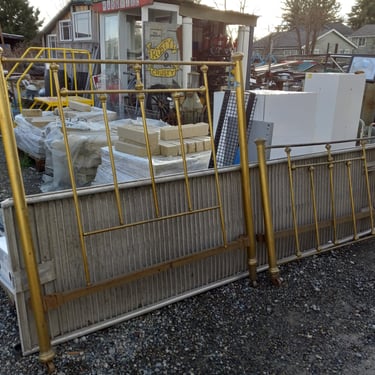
[39,0,258,37]
[178,2,257,26]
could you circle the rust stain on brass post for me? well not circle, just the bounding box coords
[232,53,257,285]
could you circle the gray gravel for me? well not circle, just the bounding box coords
[1,136,375,374]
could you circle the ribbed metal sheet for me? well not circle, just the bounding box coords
[2,145,375,354]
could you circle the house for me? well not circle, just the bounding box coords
[37,0,258,114]
[253,23,356,62]
[0,32,24,50]
[349,24,375,55]
[37,0,99,55]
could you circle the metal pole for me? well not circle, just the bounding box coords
[255,139,281,285]
[0,49,55,370]
[232,52,257,286]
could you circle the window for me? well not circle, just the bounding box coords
[283,50,298,56]
[353,37,366,47]
[59,20,72,41]
[47,34,57,57]
[358,37,366,47]
[73,11,92,40]
[47,34,57,49]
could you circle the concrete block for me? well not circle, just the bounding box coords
[117,124,159,148]
[115,140,160,157]
[160,122,209,140]
[159,140,187,157]
[195,136,212,151]
[68,99,92,112]
[29,116,59,128]
[184,138,196,153]
[194,138,204,152]
[22,109,42,117]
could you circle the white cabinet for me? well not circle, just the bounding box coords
[304,73,366,151]
[250,90,318,159]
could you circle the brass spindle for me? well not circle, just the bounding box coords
[286,147,301,257]
[326,144,338,244]
[308,166,321,251]
[346,160,358,239]
[51,63,92,285]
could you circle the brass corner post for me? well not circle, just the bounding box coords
[0,50,55,368]
[255,139,282,286]
[232,53,257,285]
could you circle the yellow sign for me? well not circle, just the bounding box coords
[146,38,177,60]
[146,38,179,78]
[149,65,179,78]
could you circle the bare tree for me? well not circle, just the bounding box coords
[282,0,340,55]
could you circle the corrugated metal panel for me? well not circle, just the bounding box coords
[3,168,250,354]
[3,145,375,354]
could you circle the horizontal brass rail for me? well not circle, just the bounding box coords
[263,209,374,240]
[2,57,235,67]
[43,237,249,310]
[83,205,221,237]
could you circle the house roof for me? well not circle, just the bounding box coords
[1,32,24,41]
[350,24,375,37]
[39,0,258,37]
[254,24,354,49]
[178,2,257,26]
[39,1,75,36]
[324,22,352,36]
[317,29,357,49]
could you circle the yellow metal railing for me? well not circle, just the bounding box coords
[5,47,94,113]
[255,139,375,263]
[3,48,374,372]
[0,50,55,371]
[0,50,259,371]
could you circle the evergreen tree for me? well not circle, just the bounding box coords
[348,0,375,30]
[0,0,43,42]
[282,0,340,54]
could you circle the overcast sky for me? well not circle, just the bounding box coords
[29,0,357,38]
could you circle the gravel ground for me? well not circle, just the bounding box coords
[1,135,375,374]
